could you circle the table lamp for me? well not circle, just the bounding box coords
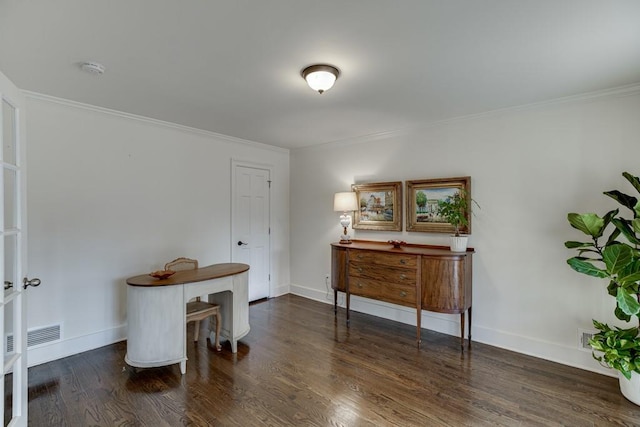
[334,191,358,244]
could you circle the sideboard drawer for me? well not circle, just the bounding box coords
[350,250,417,268]
[349,278,416,308]
[349,262,415,284]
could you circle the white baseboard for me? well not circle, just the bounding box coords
[270,283,290,298]
[289,283,614,378]
[27,324,127,367]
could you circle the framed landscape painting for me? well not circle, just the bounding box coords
[351,181,402,231]
[406,176,471,233]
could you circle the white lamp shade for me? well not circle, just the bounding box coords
[334,192,358,212]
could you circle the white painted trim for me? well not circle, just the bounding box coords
[289,283,614,378]
[27,324,126,367]
[22,91,289,154]
[270,283,290,298]
[230,159,273,298]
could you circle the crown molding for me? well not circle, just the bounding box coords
[293,82,640,152]
[428,82,640,129]
[22,91,289,154]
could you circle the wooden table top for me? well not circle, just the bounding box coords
[126,263,250,287]
[331,239,474,256]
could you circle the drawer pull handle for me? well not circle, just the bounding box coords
[357,254,363,259]
[400,274,406,279]
[357,283,363,288]
[400,291,407,297]
[358,267,363,273]
[400,259,406,264]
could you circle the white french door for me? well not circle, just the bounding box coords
[1,71,29,427]
[231,161,270,302]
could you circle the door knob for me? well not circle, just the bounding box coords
[23,277,41,289]
[237,241,248,246]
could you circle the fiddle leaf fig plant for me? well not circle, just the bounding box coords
[565,172,640,379]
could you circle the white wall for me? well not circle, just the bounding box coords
[25,94,290,366]
[290,88,640,376]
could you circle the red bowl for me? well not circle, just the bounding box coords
[149,270,176,280]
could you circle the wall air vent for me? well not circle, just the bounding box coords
[6,324,61,353]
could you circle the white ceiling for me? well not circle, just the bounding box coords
[1,0,639,150]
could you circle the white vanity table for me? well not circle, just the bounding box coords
[125,263,250,374]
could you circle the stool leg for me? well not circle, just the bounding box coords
[214,311,221,351]
[193,320,200,342]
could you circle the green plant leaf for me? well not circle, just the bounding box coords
[617,290,640,316]
[605,190,638,212]
[603,244,633,275]
[592,319,608,330]
[564,241,594,249]
[567,257,608,278]
[603,208,620,226]
[623,172,640,196]
[612,218,640,245]
[608,280,619,296]
[633,218,640,233]
[617,259,640,286]
[568,213,605,238]
[606,228,622,246]
[615,306,632,322]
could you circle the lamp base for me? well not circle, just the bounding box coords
[340,226,352,244]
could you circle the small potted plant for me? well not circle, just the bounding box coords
[565,171,640,405]
[437,189,479,252]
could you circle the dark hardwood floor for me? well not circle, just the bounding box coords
[20,295,640,426]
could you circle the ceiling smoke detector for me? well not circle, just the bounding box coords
[80,62,105,75]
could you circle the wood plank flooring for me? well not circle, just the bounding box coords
[19,295,640,426]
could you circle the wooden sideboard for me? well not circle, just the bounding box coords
[331,240,474,348]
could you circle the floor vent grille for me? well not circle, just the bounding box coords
[6,324,61,353]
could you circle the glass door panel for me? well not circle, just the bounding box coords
[3,170,16,231]
[3,235,16,298]
[2,100,16,166]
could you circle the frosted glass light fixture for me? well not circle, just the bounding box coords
[302,64,340,94]
[334,191,358,244]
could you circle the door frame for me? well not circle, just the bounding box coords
[1,70,29,426]
[230,159,272,298]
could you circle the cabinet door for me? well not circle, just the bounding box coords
[421,256,470,313]
[127,285,185,365]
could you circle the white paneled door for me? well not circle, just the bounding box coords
[1,72,30,426]
[231,163,270,302]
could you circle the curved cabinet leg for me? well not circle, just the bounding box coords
[468,306,472,347]
[346,292,351,326]
[460,312,465,350]
[180,360,186,375]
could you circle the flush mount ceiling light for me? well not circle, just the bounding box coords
[301,64,340,94]
[80,61,105,75]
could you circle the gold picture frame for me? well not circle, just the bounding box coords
[352,181,403,231]
[406,176,471,233]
